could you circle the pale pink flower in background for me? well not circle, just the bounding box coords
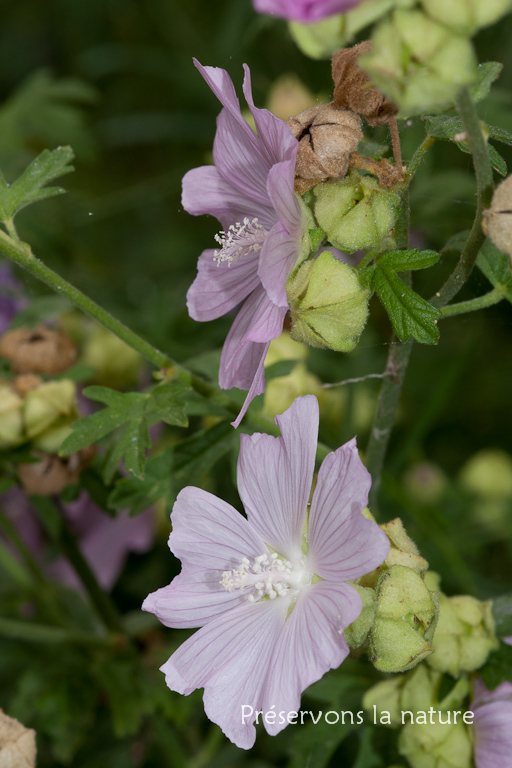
[143,395,390,748]
[472,678,512,768]
[183,60,307,428]
[2,488,155,591]
[252,0,363,22]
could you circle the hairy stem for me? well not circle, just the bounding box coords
[431,87,494,309]
[408,136,436,177]
[365,183,413,509]
[440,287,504,318]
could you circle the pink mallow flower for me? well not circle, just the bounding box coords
[142,395,390,749]
[252,0,362,22]
[183,60,309,428]
[472,678,512,768]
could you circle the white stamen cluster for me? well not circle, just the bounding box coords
[220,552,293,602]
[213,217,267,267]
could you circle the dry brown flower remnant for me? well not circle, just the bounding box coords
[0,710,36,768]
[482,174,512,260]
[287,41,403,194]
[17,445,96,496]
[0,325,76,374]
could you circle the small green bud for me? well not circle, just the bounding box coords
[344,583,377,648]
[380,518,429,575]
[362,675,406,727]
[313,173,400,253]
[404,462,447,505]
[370,565,438,672]
[421,0,512,35]
[459,448,512,499]
[0,384,24,449]
[82,326,142,389]
[23,380,77,440]
[287,251,370,352]
[426,594,498,677]
[399,710,472,768]
[361,10,478,117]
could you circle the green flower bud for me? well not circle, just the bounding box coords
[380,518,429,575]
[421,0,512,35]
[404,462,447,505]
[313,173,400,254]
[459,448,512,499]
[344,583,377,648]
[287,251,370,352]
[82,326,142,389]
[0,384,24,449]
[363,675,406,727]
[23,380,77,441]
[426,594,498,677]
[370,565,438,672]
[361,10,478,117]
[399,710,472,768]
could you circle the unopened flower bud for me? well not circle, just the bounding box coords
[482,175,512,260]
[363,675,405,727]
[426,594,498,677]
[287,250,370,352]
[82,326,142,389]
[398,710,472,768]
[370,565,438,672]
[0,384,24,448]
[421,0,512,35]
[288,103,362,187]
[267,75,318,122]
[380,518,429,575]
[313,172,400,253]
[344,583,377,648]
[23,379,77,441]
[360,10,478,117]
[0,325,76,374]
[404,462,447,505]
[459,448,512,499]
[0,710,36,768]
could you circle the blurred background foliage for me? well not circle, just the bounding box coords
[0,0,511,766]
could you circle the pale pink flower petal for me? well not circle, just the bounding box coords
[308,438,390,580]
[237,395,318,558]
[472,679,512,768]
[253,0,362,22]
[262,581,362,735]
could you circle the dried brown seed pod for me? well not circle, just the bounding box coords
[0,325,77,374]
[332,41,398,127]
[0,710,36,768]
[287,103,362,185]
[17,446,96,496]
[11,374,44,397]
[482,175,512,259]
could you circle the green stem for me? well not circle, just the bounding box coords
[0,229,173,370]
[431,87,494,309]
[365,186,413,509]
[407,136,436,177]
[439,287,504,318]
[0,616,116,646]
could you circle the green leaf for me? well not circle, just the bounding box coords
[423,115,463,141]
[94,652,152,737]
[487,144,508,177]
[146,379,190,427]
[480,644,512,690]
[477,239,512,304]
[377,248,440,272]
[470,61,503,103]
[493,593,512,640]
[0,146,74,221]
[288,719,355,768]
[60,380,189,480]
[265,359,299,381]
[108,420,234,514]
[372,268,440,344]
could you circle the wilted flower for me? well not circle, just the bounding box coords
[143,395,390,748]
[184,60,311,427]
[252,0,362,22]
[472,678,512,768]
